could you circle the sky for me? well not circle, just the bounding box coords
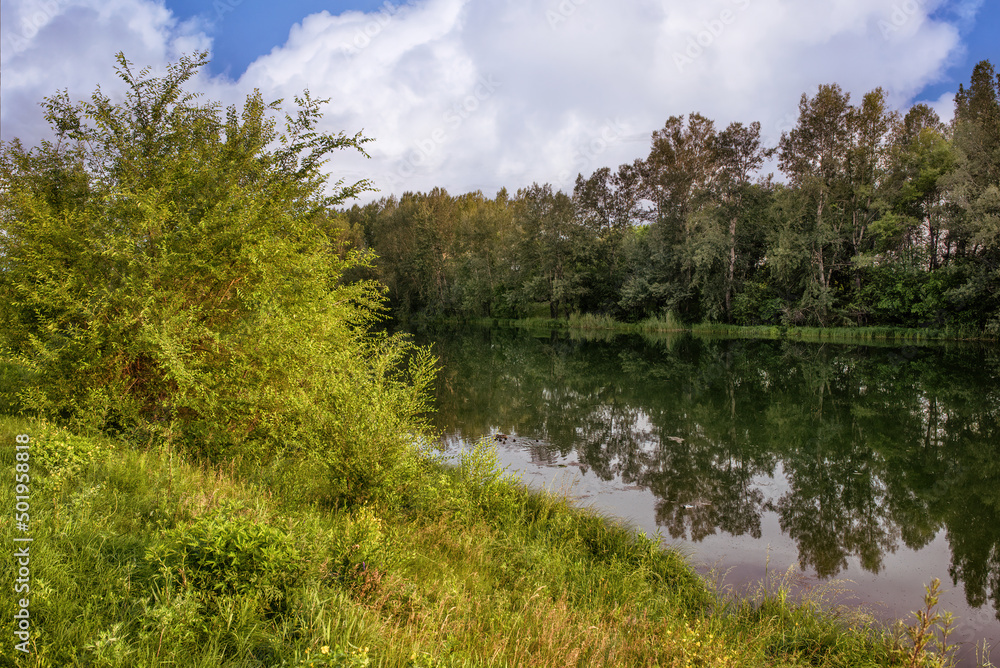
[2,0,998,204]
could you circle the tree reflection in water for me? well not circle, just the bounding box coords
[423,326,1000,622]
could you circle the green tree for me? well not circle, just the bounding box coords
[0,52,435,501]
[511,183,595,318]
[621,114,718,320]
[714,121,771,320]
[883,104,954,270]
[778,84,854,324]
[452,189,516,317]
[946,59,1000,331]
[843,88,898,306]
[572,161,646,314]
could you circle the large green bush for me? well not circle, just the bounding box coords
[0,52,436,501]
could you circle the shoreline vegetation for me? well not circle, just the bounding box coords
[0,416,981,667]
[414,312,999,344]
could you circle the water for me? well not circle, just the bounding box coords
[418,326,1000,666]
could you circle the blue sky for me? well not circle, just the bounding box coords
[2,0,997,201]
[919,0,1000,100]
[164,0,397,78]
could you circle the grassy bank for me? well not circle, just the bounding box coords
[449,313,994,343]
[0,417,970,668]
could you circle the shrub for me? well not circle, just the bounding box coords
[0,51,436,501]
[29,420,103,492]
[146,503,303,608]
[321,505,388,594]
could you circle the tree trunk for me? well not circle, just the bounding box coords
[726,213,737,320]
[816,195,829,324]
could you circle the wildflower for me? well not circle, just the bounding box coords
[321,645,330,654]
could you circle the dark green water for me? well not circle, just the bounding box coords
[418,326,1000,665]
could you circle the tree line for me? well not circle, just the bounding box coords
[338,60,1000,332]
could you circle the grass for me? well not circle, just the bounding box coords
[0,416,980,667]
[452,313,995,343]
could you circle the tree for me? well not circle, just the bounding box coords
[778,84,854,324]
[452,190,516,317]
[884,104,955,270]
[844,88,898,302]
[511,183,594,318]
[947,59,1000,331]
[0,52,435,502]
[572,161,646,313]
[714,121,771,319]
[625,114,718,320]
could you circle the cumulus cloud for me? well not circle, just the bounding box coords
[1,0,212,145]
[1,0,972,202]
[922,91,957,125]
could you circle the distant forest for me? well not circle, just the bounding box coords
[332,60,1000,332]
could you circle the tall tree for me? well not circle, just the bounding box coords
[573,161,646,312]
[714,121,770,319]
[951,59,1000,254]
[844,88,898,303]
[513,183,594,318]
[947,59,1000,330]
[636,114,718,319]
[885,104,955,270]
[778,84,853,324]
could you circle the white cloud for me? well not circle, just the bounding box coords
[922,91,957,125]
[1,0,971,202]
[1,0,211,147]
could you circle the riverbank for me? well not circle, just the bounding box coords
[441,313,997,343]
[1,416,970,667]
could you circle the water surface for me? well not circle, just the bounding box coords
[419,326,1000,665]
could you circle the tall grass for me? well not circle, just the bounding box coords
[0,418,982,667]
[689,322,988,342]
[455,313,995,343]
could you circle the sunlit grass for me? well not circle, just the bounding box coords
[0,418,980,667]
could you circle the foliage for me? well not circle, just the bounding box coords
[320,505,389,591]
[288,643,372,668]
[3,414,971,667]
[26,420,105,492]
[457,436,518,506]
[348,60,999,336]
[899,578,959,668]
[146,502,303,608]
[0,51,437,502]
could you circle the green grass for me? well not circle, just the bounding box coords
[0,417,976,667]
[453,313,996,343]
[688,322,989,342]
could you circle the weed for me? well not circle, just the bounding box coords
[900,578,959,668]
